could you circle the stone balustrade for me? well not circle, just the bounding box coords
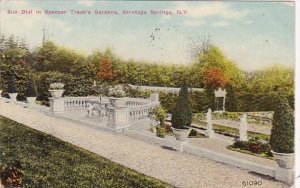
[50,94,160,131]
[128,101,160,122]
[64,97,100,111]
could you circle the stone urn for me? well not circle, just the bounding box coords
[271,150,294,168]
[8,93,18,100]
[49,89,64,98]
[172,127,191,141]
[26,97,36,104]
[109,97,126,108]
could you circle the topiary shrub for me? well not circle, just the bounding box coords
[171,82,192,129]
[270,95,294,153]
[24,75,38,97]
[7,75,17,93]
[148,105,166,126]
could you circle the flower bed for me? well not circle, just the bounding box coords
[227,139,274,160]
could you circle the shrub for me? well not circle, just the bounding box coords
[148,105,166,126]
[155,126,166,138]
[107,85,125,97]
[189,129,198,137]
[25,76,38,97]
[0,161,23,187]
[270,94,294,153]
[7,75,17,93]
[49,83,64,90]
[171,82,192,129]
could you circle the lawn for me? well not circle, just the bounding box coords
[192,119,270,141]
[0,116,173,188]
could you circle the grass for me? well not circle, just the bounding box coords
[0,116,173,188]
[192,119,270,141]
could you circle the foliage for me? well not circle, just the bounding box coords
[270,94,294,153]
[0,116,172,188]
[0,162,23,186]
[49,83,65,90]
[171,83,192,129]
[0,160,23,187]
[107,85,125,97]
[97,55,113,82]
[148,105,166,126]
[188,129,206,138]
[25,75,38,97]
[7,74,17,93]
[0,37,295,113]
[35,72,97,101]
[202,67,229,89]
[0,64,31,95]
[155,126,166,138]
[231,139,273,158]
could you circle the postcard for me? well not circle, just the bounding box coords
[0,0,298,187]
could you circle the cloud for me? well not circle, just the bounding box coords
[212,21,230,27]
[174,2,248,20]
[77,0,96,7]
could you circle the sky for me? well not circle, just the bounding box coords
[0,0,295,71]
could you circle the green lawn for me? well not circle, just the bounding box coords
[0,116,173,188]
[192,119,270,141]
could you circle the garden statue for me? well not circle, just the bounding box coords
[205,108,214,137]
[239,114,248,141]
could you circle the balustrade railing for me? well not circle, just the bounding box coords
[128,101,159,122]
[64,97,100,111]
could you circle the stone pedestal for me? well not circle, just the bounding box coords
[150,93,159,102]
[49,98,65,114]
[172,141,188,152]
[107,107,130,132]
[275,167,294,184]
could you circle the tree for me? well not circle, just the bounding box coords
[7,74,16,93]
[270,94,294,153]
[25,75,38,97]
[202,66,229,89]
[97,56,113,82]
[171,82,192,129]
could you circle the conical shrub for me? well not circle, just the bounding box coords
[270,94,294,153]
[171,82,192,129]
[25,76,38,97]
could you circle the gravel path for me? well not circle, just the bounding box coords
[0,100,288,188]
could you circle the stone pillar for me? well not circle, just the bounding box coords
[150,93,159,102]
[239,114,248,141]
[205,108,215,138]
[49,98,65,114]
[107,106,130,132]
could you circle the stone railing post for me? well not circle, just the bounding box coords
[49,97,65,114]
[107,106,130,132]
[150,93,159,102]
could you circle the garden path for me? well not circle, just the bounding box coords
[0,99,288,188]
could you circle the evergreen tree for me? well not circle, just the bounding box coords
[25,75,37,97]
[270,94,294,153]
[171,82,192,129]
[7,75,16,93]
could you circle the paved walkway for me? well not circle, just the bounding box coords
[0,99,288,188]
